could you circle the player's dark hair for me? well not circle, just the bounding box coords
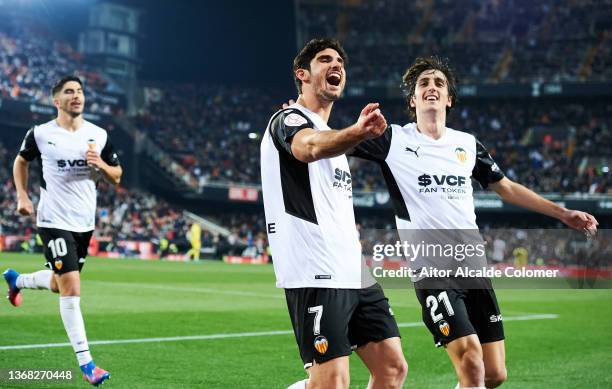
[401,56,458,119]
[52,76,83,96]
[293,38,348,94]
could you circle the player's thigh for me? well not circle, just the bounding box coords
[445,334,483,376]
[285,288,357,368]
[308,356,350,389]
[39,228,80,275]
[415,286,475,347]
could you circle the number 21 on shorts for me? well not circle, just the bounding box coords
[426,291,454,323]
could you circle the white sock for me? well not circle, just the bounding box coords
[454,384,460,389]
[287,379,307,389]
[59,296,92,366]
[16,270,53,290]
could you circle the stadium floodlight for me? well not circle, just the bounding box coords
[248,132,258,140]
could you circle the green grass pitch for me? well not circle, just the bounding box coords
[0,253,611,388]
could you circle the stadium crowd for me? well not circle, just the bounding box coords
[136,84,610,194]
[298,0,612,85]
[135,84,277,187]
[0,141,264,256]
[0,11,123,114]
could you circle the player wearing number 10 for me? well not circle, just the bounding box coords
[3,76,122,386]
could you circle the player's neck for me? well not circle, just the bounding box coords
[296,94,333,123]
[56,113,84,132]
[416,111,446,140]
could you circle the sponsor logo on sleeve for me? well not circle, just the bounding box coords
[284,112,308,127]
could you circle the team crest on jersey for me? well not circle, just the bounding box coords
[314,335,329,355]
[54,259,63,270]
[455,147,467,163]
[284,112,308,127]
[438,320,450,336]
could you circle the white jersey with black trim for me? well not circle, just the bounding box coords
[351,122,504,229]
[18,119,120,232]
[261,103,367,289]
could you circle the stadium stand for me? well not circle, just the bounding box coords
[0,9,123,114]
[297,0,612,85]
[136,85,610,194]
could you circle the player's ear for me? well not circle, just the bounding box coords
[409,95,416,109]
[295,68,309,83]
[447,95,453,108]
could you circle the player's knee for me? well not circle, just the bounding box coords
[59,285,80,296]
[309,368,349,389]
[485,366,507,387]
[460,350,485,382]
[370,356,408,388]
[386,356,409,387]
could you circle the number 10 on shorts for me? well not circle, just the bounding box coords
[48,238,67,258]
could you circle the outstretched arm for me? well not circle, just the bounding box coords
[489,177,599,234]
[289,103,387,163]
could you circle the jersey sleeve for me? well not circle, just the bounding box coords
[18,127,41,161]
[269,109,314,155]
[101,136,120,166]
[472,138,504,189]
[349,126,392,162]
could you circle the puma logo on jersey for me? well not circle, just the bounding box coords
[48,141,56,146]
[405,146,420,157]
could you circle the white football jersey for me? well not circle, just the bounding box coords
[19,119,120,232]
[351,122,504,229]
[261,103,369,289]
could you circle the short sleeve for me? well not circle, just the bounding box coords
[472,138,504,189]
[269,109,314,155]
[18,127,41,161]
[101,136,120,166]
[349,126,392,163]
